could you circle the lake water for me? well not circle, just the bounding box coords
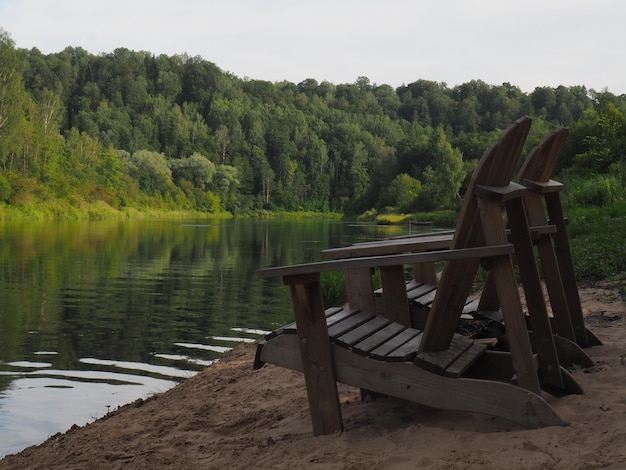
[0,218,412,457]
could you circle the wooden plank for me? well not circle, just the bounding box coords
[289,281,343,435]
[412,261,438,285]
[320,233,454,259]
[326,308,360,328]
[407,283,437,301]
[380,265,411,326]
[327,311,374,339]
[330,345,565,429]
[411,288,437,308]
[505,196,564,389]
[545,192,592,346]
[370,328,420,360]
[258,245,514,280]
[444,343,487,378]
[475,182,527,202]
[386,333,423,362]
[352,322,406,356]
[477,198,541,394]
[281,305,345,335]
[414,334,474,374]
[419,117,531,353]
[462,299,480,314]
[335,315,391,349]
[261,336,565,429]
[522,179,564,194]
[345,268,376,313]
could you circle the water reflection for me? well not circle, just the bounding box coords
[0,218,412,457]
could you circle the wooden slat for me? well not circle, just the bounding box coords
[475,182,527,202]
[407,283,437,300]
[462,299,480,314]
[415,334,474,374]
[370,328,420,361]
[411,288,437,308]
[289,281,343,435]
[380,265,411,326]
[412,261,438,284]
[352,322,406,356]
[444,343,487,378]
[386,333,423,362]
[325,308,360,328]
[282,305,347,335]
[260,336,565,429]
[505,195,565,389]
[327,311,374,339]
[345,267,376,313]
[320,233,454,259]
[335,315,391,349]
[258,245,515,279]
[522,179,564,193]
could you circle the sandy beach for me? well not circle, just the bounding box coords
[1,282,625,470]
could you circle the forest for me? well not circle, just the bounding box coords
[1,28,626,219]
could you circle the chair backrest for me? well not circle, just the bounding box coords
[419,117,532,351]
[517,128,568,184]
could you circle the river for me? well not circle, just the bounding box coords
[0,217,412,457]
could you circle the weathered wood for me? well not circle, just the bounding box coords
[415,334,474,374]
[505,195,564,389]
[335,315,391,349]
[420,118,532,352]
[522,179,564,193]
[254,118,578,435]
[370,328,421,360]
[412,261,438,285]
[545,191,597,346]
[518,128,598,347]
[386,333,423,361]
[476,197,541,394]
[258,245,514,280]
[475,182,527,202]
[345,267,377,313]
[351,322,406,356]
[282,306,345,335]
[259,335,565,429]
[444,343,488,378]
[320,233,453,259]
[325,308,360,328]
[327,311,374,339]
[407,283,437,302]
[380,265,411,326]
[289,281,343,435]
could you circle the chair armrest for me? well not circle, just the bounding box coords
[320,232,454,260]
[258,244,515,280]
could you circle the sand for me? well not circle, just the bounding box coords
[1,282,625,470]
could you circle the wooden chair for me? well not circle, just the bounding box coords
[255,117,568,436]
[514,129,601,347]
[322,128,598,365]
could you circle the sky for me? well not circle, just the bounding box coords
[1,0,625,94]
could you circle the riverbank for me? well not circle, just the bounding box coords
[1,281,625,469]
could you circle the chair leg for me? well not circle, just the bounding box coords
[545,192,600,346]
[287,276,344,435]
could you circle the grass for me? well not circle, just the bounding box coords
[566,201,626,279]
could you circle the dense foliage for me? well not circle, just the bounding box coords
[1,28,626,217]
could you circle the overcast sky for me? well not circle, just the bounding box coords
[1,0,625,94]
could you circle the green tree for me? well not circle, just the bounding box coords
[378,173,423,212]
[0,30,32,172]
[419,128,465,209]
[170,152,216,189]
